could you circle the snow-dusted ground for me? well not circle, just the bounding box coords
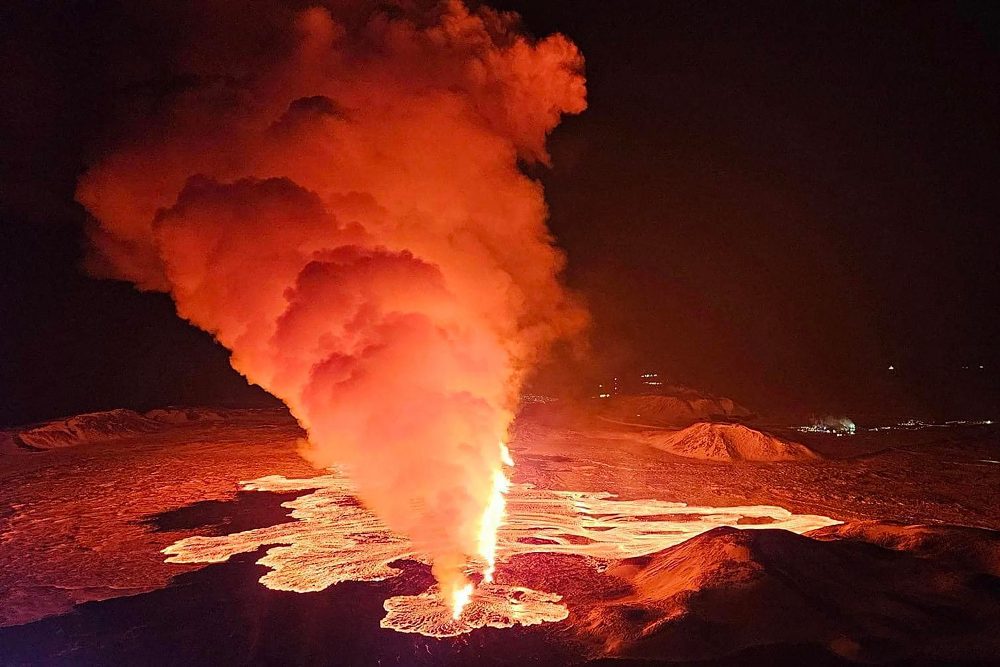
[2,407,999,663]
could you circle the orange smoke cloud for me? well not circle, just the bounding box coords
[76,1,586,600]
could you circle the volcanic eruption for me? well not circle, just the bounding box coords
[76,0,586,614]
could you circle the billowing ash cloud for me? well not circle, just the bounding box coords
[76,1,586,599]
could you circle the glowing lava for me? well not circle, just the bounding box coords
[451,583,474,620]
[450,441,512,618]
[384,583,569,638]
[477,442,514,587]
[163,469,840,637]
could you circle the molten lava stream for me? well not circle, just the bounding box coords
[163,460,839,637]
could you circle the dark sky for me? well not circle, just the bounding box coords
[2,1,999,425]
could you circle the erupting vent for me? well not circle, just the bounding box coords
[164,469,838,637]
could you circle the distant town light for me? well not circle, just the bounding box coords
[796,416,856,436]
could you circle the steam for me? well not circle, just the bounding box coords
[77,1,586,601]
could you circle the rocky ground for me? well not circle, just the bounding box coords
[1,400,999,665]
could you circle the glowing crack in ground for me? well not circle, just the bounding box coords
[163,472,839,637]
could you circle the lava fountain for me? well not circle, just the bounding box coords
[450,441,513,619]
[77,0,586,610]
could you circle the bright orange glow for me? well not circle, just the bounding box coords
[500,441,515,467]
[451,583,474,620]
[77,1,587,605]
[163,471,839,637]
[477,442,513,585]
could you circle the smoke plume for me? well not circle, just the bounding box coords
[76,0,586,599]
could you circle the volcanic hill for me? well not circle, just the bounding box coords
[642,422,820,462]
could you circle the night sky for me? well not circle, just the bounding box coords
[2,1,998,425]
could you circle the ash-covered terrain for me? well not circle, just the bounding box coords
[2,396,1000,665]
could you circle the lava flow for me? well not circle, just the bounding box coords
[163,467,839,637]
